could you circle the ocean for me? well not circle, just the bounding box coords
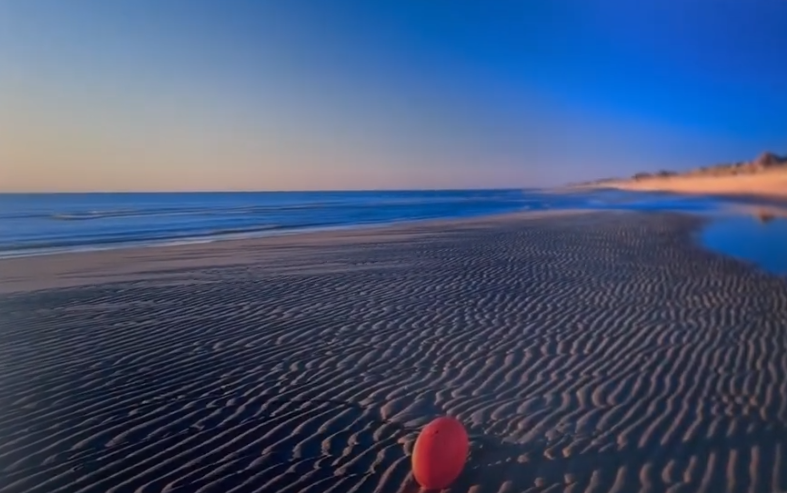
[2,190,784,275]
[0,190,538,258]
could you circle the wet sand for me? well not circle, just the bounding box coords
[2,211,787,493]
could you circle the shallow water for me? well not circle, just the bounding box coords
[700,214,787,276]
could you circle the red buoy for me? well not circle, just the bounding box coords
[412,416,469,489]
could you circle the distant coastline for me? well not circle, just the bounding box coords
[578,151,787,200]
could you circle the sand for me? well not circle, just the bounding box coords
[598,169,787,200]
[2,211,787,493]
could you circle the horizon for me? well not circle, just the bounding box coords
[2,1,786,193]
[2,148,784,194]
[0,186,533,195]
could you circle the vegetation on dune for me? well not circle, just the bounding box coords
[633,151,787,181]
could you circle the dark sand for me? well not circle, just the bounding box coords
[2,211,787,493]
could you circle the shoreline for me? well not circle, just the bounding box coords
[4,199,785,294]
[3,204,784,295]
[0,204,545,262]
[0,209,587,294]
[5,186,785,263]
[0,189,532,262]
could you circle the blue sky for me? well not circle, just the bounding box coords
[1,0,785,191]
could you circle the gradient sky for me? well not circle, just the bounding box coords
[1,0,785,192]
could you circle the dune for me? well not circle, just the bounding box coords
[591,152,787,200]
[603,169,787,199]
[1,211,787,493]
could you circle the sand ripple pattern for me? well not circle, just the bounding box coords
[2,212,787,493]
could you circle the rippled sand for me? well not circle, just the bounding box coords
[2,211,787,493]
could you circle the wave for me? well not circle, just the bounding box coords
[44,196,525,221]
[51,209,145,221]
[1,203,534,259]
[0,191,532,223]
[0,190,539,258]
[0,221,388,259]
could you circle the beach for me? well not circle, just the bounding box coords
[2,210,787,493]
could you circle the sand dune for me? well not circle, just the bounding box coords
[599,168,787,199]
[2,211,787,493]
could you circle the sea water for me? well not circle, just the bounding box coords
[0,190,534,258]
[701,214,787,276]
[1,190,784,277]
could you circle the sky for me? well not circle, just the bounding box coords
[1,0,785,192]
